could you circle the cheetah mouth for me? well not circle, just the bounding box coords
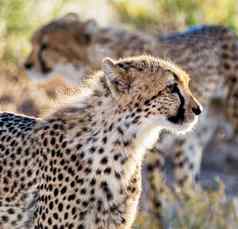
[38,47,52,74]
[167,106,185,124]
[167,86,185,124]
[39,60,52,74]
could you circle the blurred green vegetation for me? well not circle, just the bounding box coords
[1,0,238,63]
[0,0,78,63]
[111,0,238,34]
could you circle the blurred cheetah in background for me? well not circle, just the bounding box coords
[23,14,238,205]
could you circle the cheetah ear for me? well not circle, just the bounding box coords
[84,19,98,35]
[62,13,79,21]
[102,58,131,99]
[76,19,98,44]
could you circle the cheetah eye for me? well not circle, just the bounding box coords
[167,83,178,94]
[41,42,48,50]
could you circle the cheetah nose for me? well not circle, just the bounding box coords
[24,62,33,70]
[192,105,202,115]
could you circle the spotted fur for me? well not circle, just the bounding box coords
[0,56,201,228]
[24,16,238,215]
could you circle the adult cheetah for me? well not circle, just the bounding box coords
[0,55,201,228]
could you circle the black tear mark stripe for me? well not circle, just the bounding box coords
[38,46,52,74]
[168,85,185,124]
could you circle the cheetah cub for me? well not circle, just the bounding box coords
[0,56,201,228]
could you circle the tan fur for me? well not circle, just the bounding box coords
[24,16,238,217]
[0,56,201,228]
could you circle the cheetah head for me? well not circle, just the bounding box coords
[102,55,202,135]
[24,13,97,81]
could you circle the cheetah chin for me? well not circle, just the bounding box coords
[27,64,89,84]
[174,115,199,134]
[158,115,199,136]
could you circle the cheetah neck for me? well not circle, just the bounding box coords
[83,107,162,187]
[53,75,162,185]
[101,112,162,183]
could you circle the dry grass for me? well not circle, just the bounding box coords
[134,181,238,228]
